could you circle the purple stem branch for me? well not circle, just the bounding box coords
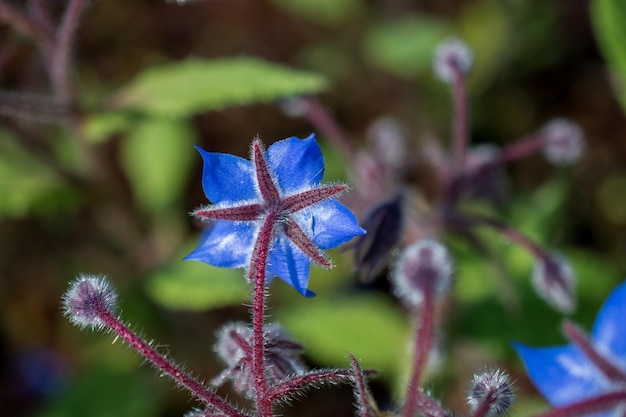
[0,0,52,54]
[472,216,548,262]
[51,0,88,102]
[402,289,436,417]
[301,97,356,158]
[97,309,245,417]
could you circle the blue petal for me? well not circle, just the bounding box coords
[591,280,626,369]
[266,234,316,297]
[184,221,256,268]
[296,200,366,250]
[513,342,608,407]
[266,134,324,194]
[194,146,257,204]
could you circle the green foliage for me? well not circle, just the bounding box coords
[119,119,195,213]
[36,366,165,417]
[362,16,450,79]
[145,248,250,311]
[0,131,77,219]
[109,57,327,118]
[270,0,363,26]
[591,0,626,111]
[277,294,409,378]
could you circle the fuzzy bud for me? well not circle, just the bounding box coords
[433,38,473,83]
[392,239,453,306]
[541,118,585,166]
[532,253,576,314]
[62,274,118,330]
[213,322,305,397]
[366,117,407,170]
[468,369,515,417]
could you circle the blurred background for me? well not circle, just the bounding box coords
[0,0,625,416]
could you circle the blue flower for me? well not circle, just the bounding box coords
[514,280,626,416]
[185,134,365,296]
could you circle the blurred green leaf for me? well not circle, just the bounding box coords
[84,111,138,143]
[119,119,195,213]
[362,16,450,79]
[145,248,249,311]
[0,131,77,218]
[277,294,409,378]
[111,57,327,117]
[270,0,363,26]
[37,366,164,417]
[591,0,626,111]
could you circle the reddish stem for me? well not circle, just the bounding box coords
[97,309,245,417]
[302,97,356,158]
[248,215,278,417]
[402,289,436,417]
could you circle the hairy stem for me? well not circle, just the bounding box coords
[530,390,626,417]
[402,289,436,417]
[248,215,278,417]
[98,310,245,417]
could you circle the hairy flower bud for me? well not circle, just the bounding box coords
[392,239,453,306]
[468,369,515,417]
[62,274,118,330]
[212,322,305,397]
[541,118,585,166]
[366,116,407,170]
[433,38,473,83]
[532,253,576,314]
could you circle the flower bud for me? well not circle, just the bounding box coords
[532,253,576,314]
[212,322,305,397]
[353,192,405,282]
[468,369,515,417]
[62,274,118,330]
[541,118,585,166]
[433,38,473,83]
[392,239,453,306]
[366,117,407,170]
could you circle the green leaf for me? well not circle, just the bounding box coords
[110,57,327,117]
[591,0,626,110]
[119,119,195,213]
[145,248,250,311]
[270,0,363,26]
[362,16,450,79]
[37,366,164,417]
[0,131,77,218]
[277,294,410,378]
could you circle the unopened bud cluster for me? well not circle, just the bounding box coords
[542,118,585,166]
[468,369,515,417]
[392,239,453,306]
[433,38,473,83]
[213,322,305,397]
[63,274,118,330]
[532,253,576,314]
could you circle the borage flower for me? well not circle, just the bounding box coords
[514,280,626,416]
[185,134,365,296]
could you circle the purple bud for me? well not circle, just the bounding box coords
[532,253,576,314]
[353,192,405,282]
[212,322,305,397]
[433,38,473,83]
[541,118,585,166]
[62,274,118,330]
[467,369,515,417]
[392,239,453,306]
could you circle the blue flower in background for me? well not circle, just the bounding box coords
[514,280,626,416]
[185,134,365,296]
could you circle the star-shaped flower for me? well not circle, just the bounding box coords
[514,280,626,416]
[185,134,365,296]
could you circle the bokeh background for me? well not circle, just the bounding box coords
[1,0,625,416]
